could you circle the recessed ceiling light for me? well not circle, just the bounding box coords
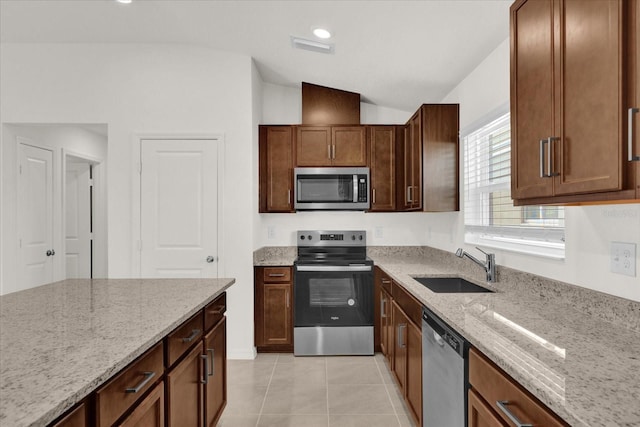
[312,28,332,39]
[116,0,132,4]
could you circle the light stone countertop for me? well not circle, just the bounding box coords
[255,245,640,427]
[0,278,234,427]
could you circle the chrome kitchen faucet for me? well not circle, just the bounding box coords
[455,247,496,283]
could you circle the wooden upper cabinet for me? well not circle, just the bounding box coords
[631,0,640,197]
[397,116,422,211]
[511,0,636,204]
[332,126,367,166]
[301,82,360,125]
[259,126,294,212]
[422,104,459,211]
[296,126,366,167]
[368,126,396,211]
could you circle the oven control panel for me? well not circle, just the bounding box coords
[297,230,366,247]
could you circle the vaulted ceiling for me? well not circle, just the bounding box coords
[0,0,511,112]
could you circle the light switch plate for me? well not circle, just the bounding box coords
[610,242,636,277]
[267,226,276,240]
[375,226,384,238]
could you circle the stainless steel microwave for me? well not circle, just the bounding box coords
[294,167,370,210]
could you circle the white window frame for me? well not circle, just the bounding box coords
[463,108,565,260]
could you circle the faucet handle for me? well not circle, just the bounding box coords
[475,246,490,256]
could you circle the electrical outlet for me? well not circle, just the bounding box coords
[267,226,276,240]
[375,226,384,238]
[611,242,636,277]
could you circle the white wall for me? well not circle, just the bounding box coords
[440,38,640,302]
[0,43,258,357]
[2,124,108,294]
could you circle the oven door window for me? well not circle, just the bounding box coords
[294,270,373,327]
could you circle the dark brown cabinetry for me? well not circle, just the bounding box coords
[254,266,293,352]
[631,0,640,198]
[469,347,568,427]
[511,0,639,204]
[259,126,295,213]
[51,292,228,427]
[296,126,367,167]
[368,126,396,211]
[120,382,164,427]
[375,267,422,426]
[398,116,422,210]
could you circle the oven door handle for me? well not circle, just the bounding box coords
[295,265,372,272]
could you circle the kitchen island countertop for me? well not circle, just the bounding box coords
[0,277,234,427]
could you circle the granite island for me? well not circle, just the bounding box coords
[0,277,234,427]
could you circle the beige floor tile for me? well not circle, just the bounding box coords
[276,354,326,365]
[257,414,329,427]
[225,384,268,415]
[270,361,326,385]
[217,413,260,427]
[326,356,377,366]
[373,355,396,385]
[328,384,395,414]
[228,360,275,386]
[329,414,401,427]
[261,382,328,414]
[396,410,418,427]
[327,359,383,384]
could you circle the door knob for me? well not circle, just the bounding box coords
[46,249,55,257]
[206,256,215,263]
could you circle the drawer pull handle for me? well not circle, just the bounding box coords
[381,278,391,284]
[208,308,224,315]
[125,371,155,393]
[268,273,286,277]
[496,400,533,427]
[181,329,201,343]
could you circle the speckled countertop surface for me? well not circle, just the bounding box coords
[0,278,234,427]
[255,245,640,427]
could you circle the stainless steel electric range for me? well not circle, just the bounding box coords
[293,230,374,356]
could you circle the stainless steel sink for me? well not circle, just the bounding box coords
[412,277,493,293]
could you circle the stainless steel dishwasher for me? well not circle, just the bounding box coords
[422,307,469,427]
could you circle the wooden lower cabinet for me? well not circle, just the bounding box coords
[203,318,227,427]
[468,388,507,427]
[379,287,392,362]
[392,302,408,392]
[469,347,568,427]
[167,344,203,427]
[254,266,293,352]
[51,402,87,427]
[119,382,165,427]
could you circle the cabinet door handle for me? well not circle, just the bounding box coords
[547,137,559,177]
[372,188,376,204]
[201,354,208,384]
[286,290,290,308]
[629,108,640,161]
[496,401,533,427]
[380,299,386,318]
[181,329,201,343]
[407,186,412,203]
[397,324,406,348]
[539,139,546,178]
[288,189,291,204]
[207,348,215,377]
[540,137,560,177]
[125,371,155,393]
[328,144,332,160]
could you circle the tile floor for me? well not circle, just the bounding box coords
[218,353,416,427]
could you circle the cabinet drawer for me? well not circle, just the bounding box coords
[204,292,226,332]
[391,281,422,327]
[95,342,164,427]
[167,311,204,367]
[263,267,291,282]
[51,401,87,427]
[119,381,164,427]
[379,271,392,293]
[469,348,568,427]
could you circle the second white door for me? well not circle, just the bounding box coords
[140,139,219,278]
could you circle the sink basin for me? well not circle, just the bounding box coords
[413,277,493,293]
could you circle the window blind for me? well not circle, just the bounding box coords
[463,112,565,258]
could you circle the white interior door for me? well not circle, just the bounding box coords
[18,143,54,287]
[140,139,218,278]
[65,162,92,279]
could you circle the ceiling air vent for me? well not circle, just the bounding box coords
[290,36,334,54]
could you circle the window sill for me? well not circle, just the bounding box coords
[465,232,565,260]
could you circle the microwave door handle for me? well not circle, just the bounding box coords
[353,175,358,202]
